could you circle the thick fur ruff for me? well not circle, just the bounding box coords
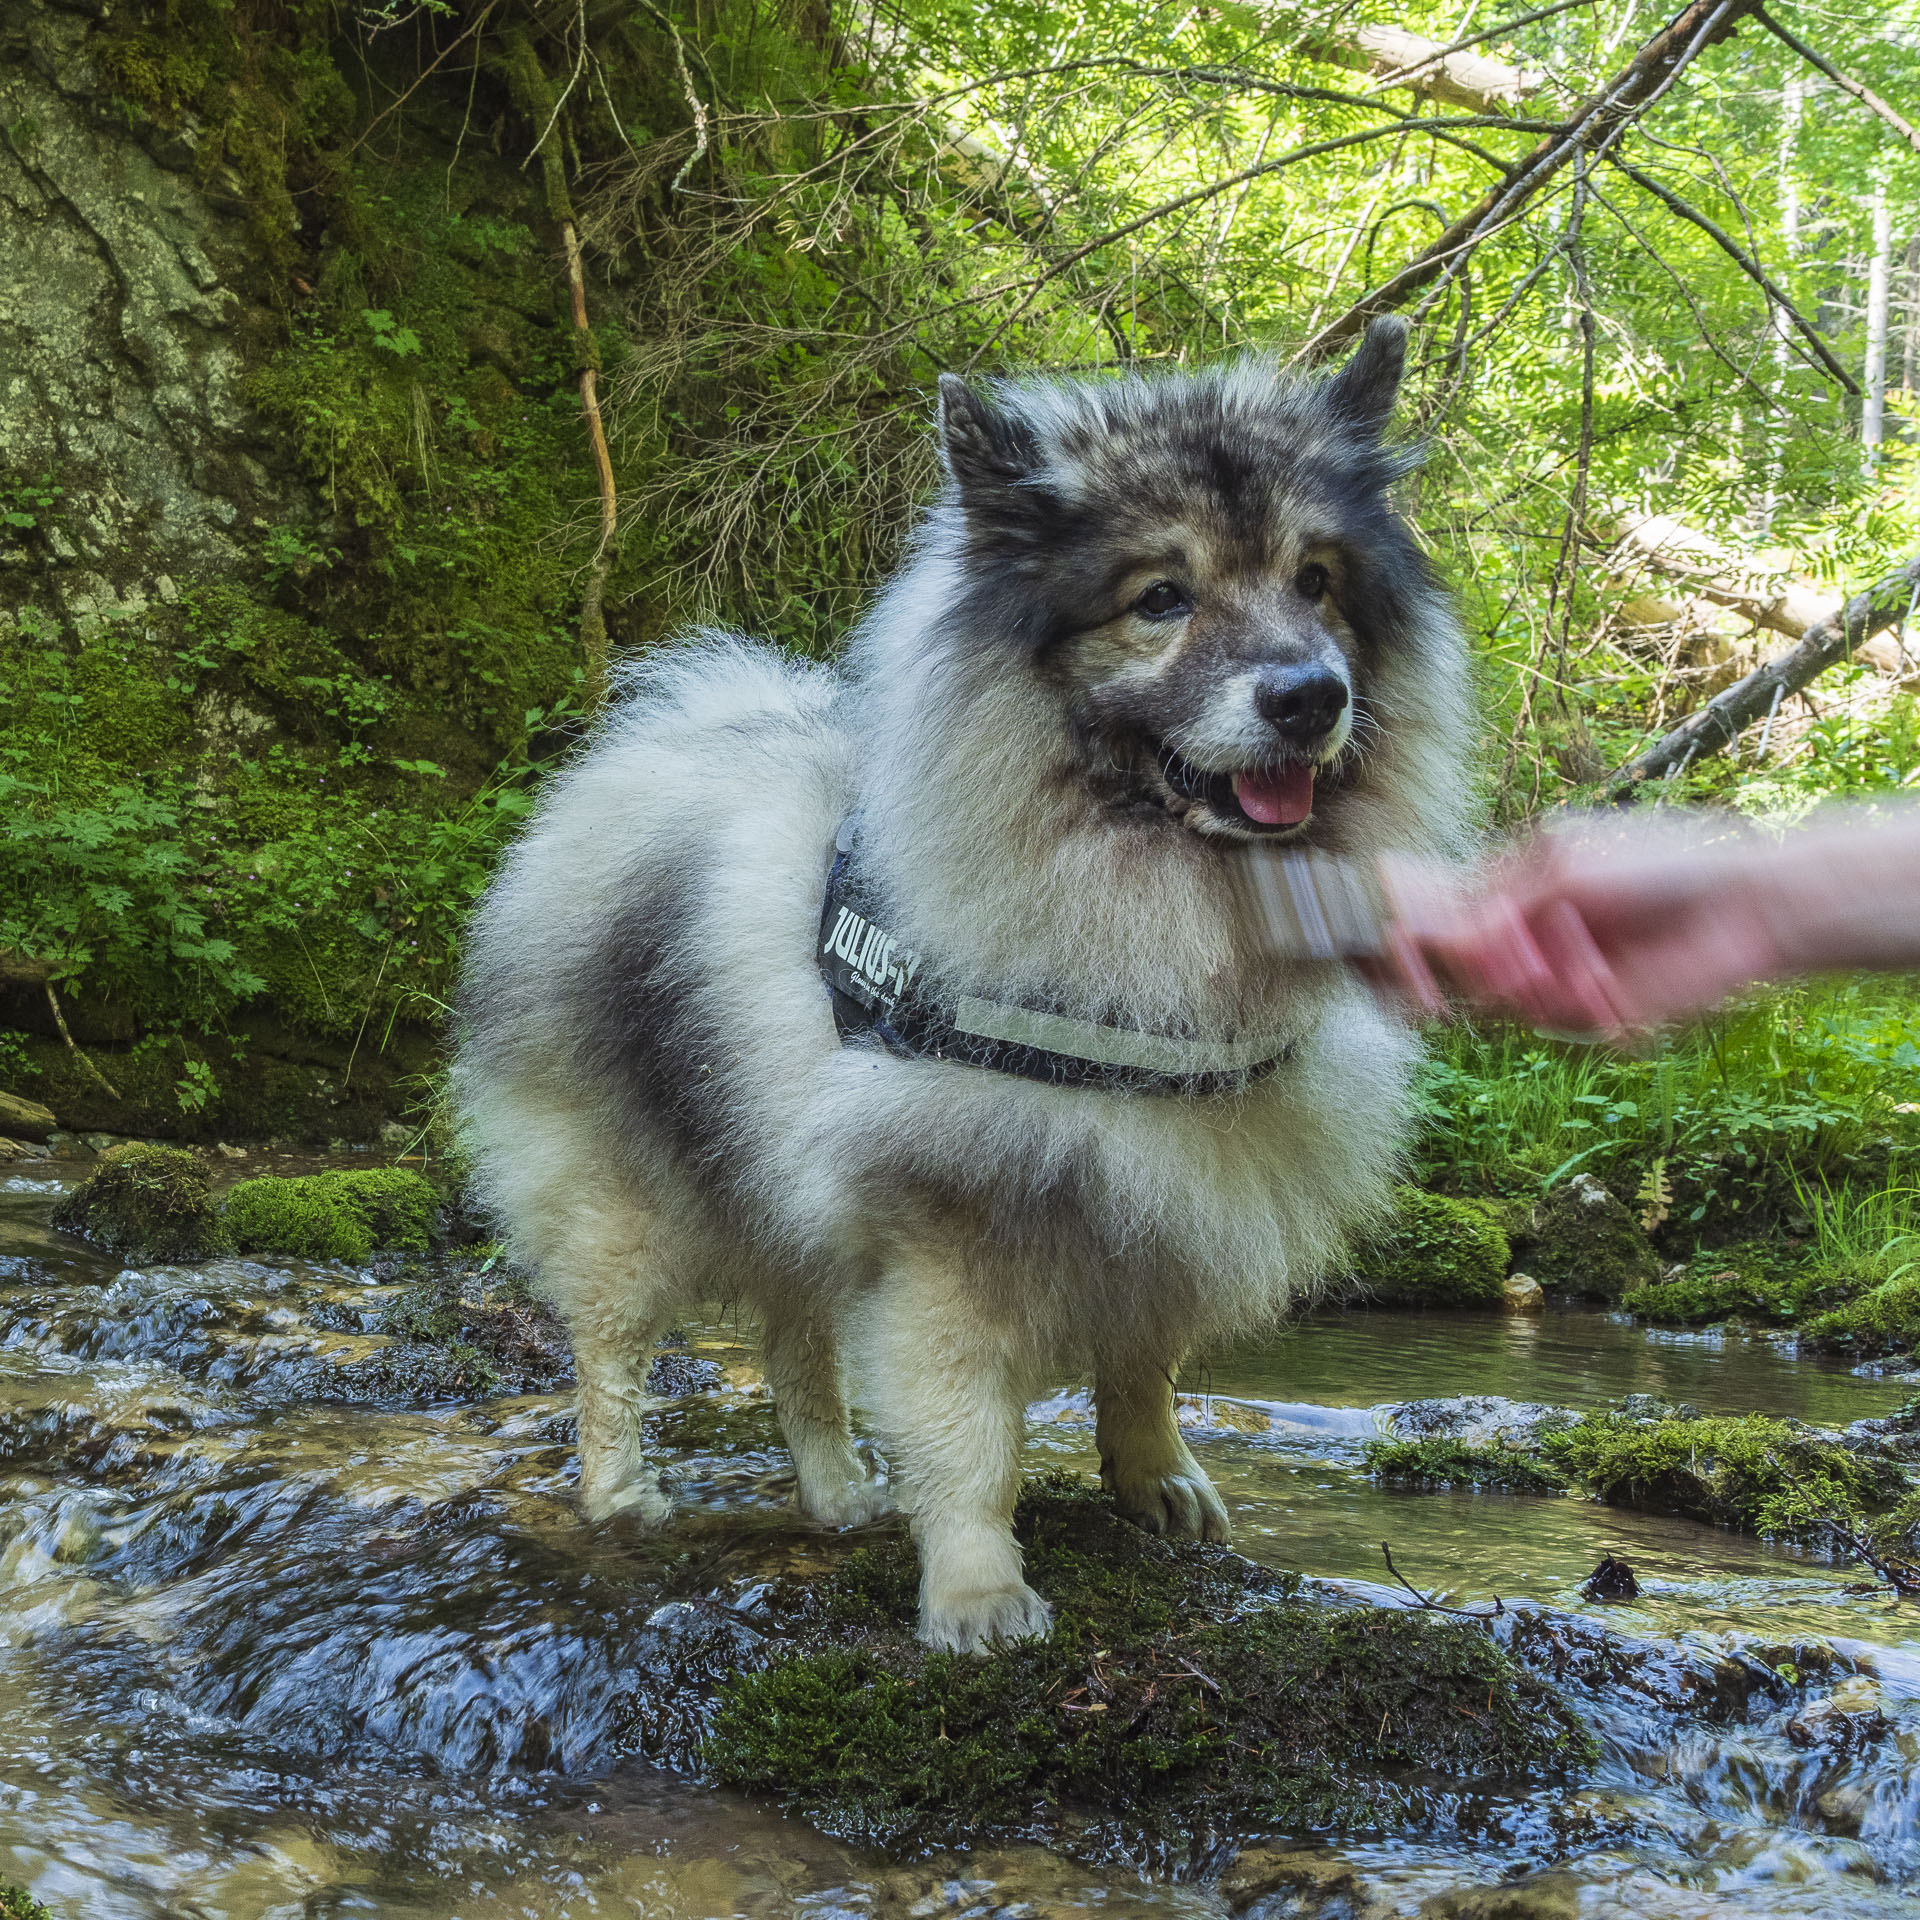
[454,321,1476,1650]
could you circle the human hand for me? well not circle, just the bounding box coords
[1378,815,1803,1038]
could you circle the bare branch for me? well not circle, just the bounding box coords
[1300,0,1756,363]
[1750,5,1920,155]
[1606,154,1859,394]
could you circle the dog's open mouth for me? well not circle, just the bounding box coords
[1158,745,1316,832]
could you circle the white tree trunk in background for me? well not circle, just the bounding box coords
[1864,172,1893,458]
[1758,75,1803,539]
[1905,236,1920,398]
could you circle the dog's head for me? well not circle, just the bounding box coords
[933,319,1435,843]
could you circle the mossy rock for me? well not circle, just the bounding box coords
[1543,1412,1910,1540]
[369,1260,572,1395]
[1516,1175,1659,1302]
[1623,1242,1856,1333]
[223,1168,439,1263]
[0,1888,51,1920]
[1361,1189,1510,1307]
[703,1475,1593,1857]
[49,1142,224,1262]
[1364,1437,1570,1495]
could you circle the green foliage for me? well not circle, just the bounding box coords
[50,1143,224,1263]
[1414,983,1920,1223]
[1621,1183,1920,1359]
[10,0,1920,1090]
[0,1887,52,1920]
[1544,1413,1907,1541]
[703,1476,1592,1852]
[1364,1438,1569,1495]
[1362,1189,1510,1307]
[223,1168,438,1263]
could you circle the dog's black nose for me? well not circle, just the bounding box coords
[1255,666,1349,742]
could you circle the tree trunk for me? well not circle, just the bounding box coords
[1756,72,1801,538]
[1904,234,1920,398]
[1605,552,1920,799]
[1864,173,1893,457]
[1301,24,1544,114]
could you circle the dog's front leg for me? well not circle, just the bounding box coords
[858,1261,1052,1653]
[1095,1357,1230,1543]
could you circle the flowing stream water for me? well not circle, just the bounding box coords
[3,1160,1919,1919]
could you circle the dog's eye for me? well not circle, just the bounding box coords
[1295,564,1330,601]
[1134,581,1189,619]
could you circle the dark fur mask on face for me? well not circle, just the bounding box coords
[932,320,1439,842]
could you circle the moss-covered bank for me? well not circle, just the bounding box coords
[1624,1235,1920,1363]
[704,1475,1593,1856]
[1374,1399,1920,1564]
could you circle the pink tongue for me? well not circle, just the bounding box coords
[1233,763,1314,827]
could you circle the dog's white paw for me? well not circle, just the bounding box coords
[919,1580,1054,1653]
[580,1473,672,1529]
[1109,1467,1230,1543]
[798,1476,894,1529]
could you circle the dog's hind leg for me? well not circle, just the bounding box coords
[761,1298,892,1528]
[1094,1356,1230,1544]
[854,1258,1052,1653]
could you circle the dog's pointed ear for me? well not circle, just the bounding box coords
[938,373,1039,494]
[1323,315,1409,437]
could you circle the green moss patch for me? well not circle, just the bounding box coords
[1361,1190,1511,1308]
[50,1143,224,1262]
[223,1168,438,1263]
[1802,1276,1920,1360]
[1543,1413,1909,1541]
[703,1476,1592,1855]
[1364,1437,1570,1495]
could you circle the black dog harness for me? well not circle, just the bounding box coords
[817,818,1297,1097]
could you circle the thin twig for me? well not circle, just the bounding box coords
[1765,1452,1920,1598]
[1381,1543,1506,1618]
[44,981,121,1102]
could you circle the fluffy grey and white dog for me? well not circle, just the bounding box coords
[453,315,1475,1651]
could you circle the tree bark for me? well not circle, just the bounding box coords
[1605,552,1920,800]
[1756,71,1801,537]
[1300,0,1756,362]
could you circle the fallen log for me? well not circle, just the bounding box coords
[1608,512,1838,642]
[1302,23,1545,114]
[1605,552,1920,801]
